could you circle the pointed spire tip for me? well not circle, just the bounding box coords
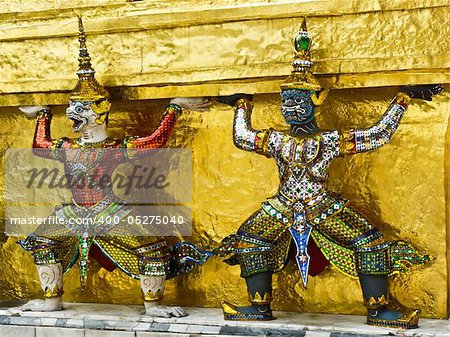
[301,17,307,32]
[78,16,84,34]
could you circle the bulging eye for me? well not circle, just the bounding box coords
[75,106,84,113]
[295,98,304,104]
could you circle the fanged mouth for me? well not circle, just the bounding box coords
[70,118,83,130]
[282,106,307,115]
[67,114,85,131]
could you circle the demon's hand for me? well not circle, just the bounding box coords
[169,97,211,112]
[217,94,253,107]
[400,84,444,101]
[19,106,49,118]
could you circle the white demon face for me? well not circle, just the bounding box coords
[66,101,97,132]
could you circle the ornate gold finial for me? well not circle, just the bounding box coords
[70,16,110,105]
[280,17,322,92]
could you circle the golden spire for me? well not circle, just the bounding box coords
[281,17,322,92]
[70,16,109,102]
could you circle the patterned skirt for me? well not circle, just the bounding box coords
[18,202,210,286]
[215,204,429,278]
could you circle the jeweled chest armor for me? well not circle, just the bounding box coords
[275,131,339,201]
[280,89,316,125]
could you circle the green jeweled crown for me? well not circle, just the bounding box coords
[281,17,321,91]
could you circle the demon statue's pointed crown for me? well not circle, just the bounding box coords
[280,18,328,106]
[70,17,111,122]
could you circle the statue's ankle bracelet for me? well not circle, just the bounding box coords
[364,294,390,317]
[143,289,164,303]
[248,290,273,306]
[43,285,64,299]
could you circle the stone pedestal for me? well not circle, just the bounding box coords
[1,0,450,321]
[0,302,449,337]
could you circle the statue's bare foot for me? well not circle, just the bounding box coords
[19,298,63,312]
[144,304,187,318]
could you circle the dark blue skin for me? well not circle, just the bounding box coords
[280,89,320,136]
[279,84,445,126]
[281,88,402,321]
[216,84,443,321]
[280,89,316,125]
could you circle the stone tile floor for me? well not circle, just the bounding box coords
[0,302,448,337]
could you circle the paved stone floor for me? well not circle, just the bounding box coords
[0,302,449,337]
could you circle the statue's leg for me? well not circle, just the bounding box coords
[140,274,186,317]
[219,209,290,321]
[137,239,189,318]
[318,207,424,329]
[359,274,401,319]
[222,271,273,320]
[101,218,193,318]
[140,275,187,318]
[17,234,65,312]
[356,247,420,329]
[21,262,64,311]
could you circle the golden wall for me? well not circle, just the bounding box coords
[0,0,449,104]
[0,0,449,319]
